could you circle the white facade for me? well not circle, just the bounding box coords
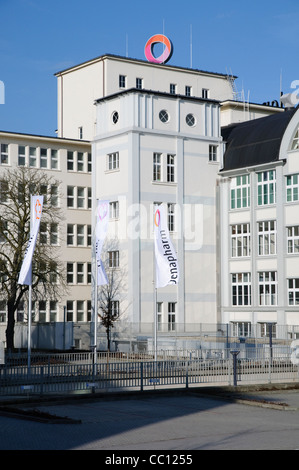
[55,54,235,141]
[0,131,92,324]
[219,108,299,336]
[93,88,223,328]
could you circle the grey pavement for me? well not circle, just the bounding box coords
[1,386,299,451]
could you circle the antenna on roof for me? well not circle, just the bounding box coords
[190,24,193,68]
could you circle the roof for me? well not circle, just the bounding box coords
[94,87,220,105]
[54,53,236,80]
[221,108,297,171]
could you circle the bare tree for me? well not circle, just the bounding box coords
[0,167,66,351]
[97,246,127,351]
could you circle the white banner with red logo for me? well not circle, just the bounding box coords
[95,199,109,286]
[18,195,44,286]
[154,204,179,288]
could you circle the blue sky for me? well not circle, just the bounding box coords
[1,0,299,136]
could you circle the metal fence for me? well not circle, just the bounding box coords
[0,347,298,398]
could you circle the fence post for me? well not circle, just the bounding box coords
[186,362,189,389]
[140,362,143,391]
[230,350,240,386]
[40,366,44,396]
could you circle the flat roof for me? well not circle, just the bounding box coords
[94,87,220,105]
[55,53,236,81]
[0,130,90,145]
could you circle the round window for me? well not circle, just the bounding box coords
[159,109,169,123]
[186,113,196,127]
[112,111,119,124]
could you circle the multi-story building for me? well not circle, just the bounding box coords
[0,45,291,348]
[219,107,299,337]
[0,131,92,324]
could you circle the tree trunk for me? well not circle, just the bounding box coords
[6,299,16,351]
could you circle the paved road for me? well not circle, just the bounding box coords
[0,388,299,452]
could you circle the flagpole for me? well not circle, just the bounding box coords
[28,284,32,372]
[154,286,157,362]
[27,196,33,373]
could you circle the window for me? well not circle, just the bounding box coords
[77,301,84,322]
[287,226,299,254]
[167,203,175,232]
[0,301,6,322]
[286,174,299,202]
[209,145,218,162]
[67,224,74,245]
[40,222,58,245]
[231,224,251,257]
[153,153,162,181]
[111,301,119,317]
[259,272,277,306]
[51,150,58,169]
[77,152,84,171]
[108,250,119,268]
[39,301,46,322]
[108,152,119,170]
[39,224,50,245]
[258,221,276,255]
[0,144,8,165]
[185,86,191,97]
[168,303,176,331]
[257,170,276,205]
[159,110,169,123]
[230,175,250,209]
[259,322,277,338]
[50,223,58,245]
[88,153,92,172]
[67,151,74,171]
[119,75,126,88]
[291,128,299,150]
[50,301,57,322]
[167,154,175,182]
[202,88,209,99]
[136,78,143,89]
[112,111,119,124]
[67,263,74,284]
[110,201,119,219]
[40,148,48,168]
[77,225,85,246]
[288,279,299,305]
[67,186,74,208]
[18,145,26,166]
[66,301,74,322]
[232,273,251,306]
[78,127,83,140]
[77,187,85,209]
[231,322,251,338]
[29,147,37,167]
[77,263,84,284]
[170,83,176,94]
[50,185,58,207]
[186,113,195,127]
[49,261,58,284]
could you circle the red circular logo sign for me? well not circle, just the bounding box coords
[144,34,173,64]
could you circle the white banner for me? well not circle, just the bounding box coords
[95,199,110,286]
[154,204,179,288]
[18,195,44,286]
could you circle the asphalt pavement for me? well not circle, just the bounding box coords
[0,385,299,452]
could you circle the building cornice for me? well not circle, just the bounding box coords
[54,53,236,81]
